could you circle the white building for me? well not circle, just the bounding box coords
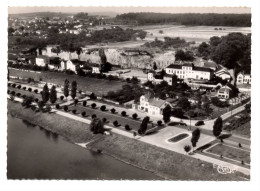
[133,93,174,116]
[35,55,49,67]
[60,59,85,73]
[147,72,154,81]
[215,67,231,80]
[92,65,101,74]
[165,63,213,81]
[237,72,251,84]
[217,85,232,100]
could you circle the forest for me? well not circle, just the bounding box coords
[116,13,251,27]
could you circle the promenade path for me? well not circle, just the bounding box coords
[8,95,250,176]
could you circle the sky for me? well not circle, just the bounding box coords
[8,7,251,15]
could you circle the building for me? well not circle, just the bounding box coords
[237,72,251,84]
[35,55,49,67]
[163,74,176,86]
[60,59,86,72]
[147,72,154,81]
[165,63,213,81]
[215,67,231,80]
[92,65,101,74]
[133,93,174,116]
[217,85,232,100]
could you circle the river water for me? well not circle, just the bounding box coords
[7,115,159,180]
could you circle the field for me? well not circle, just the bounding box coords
[140,25,251,44]
[9,68,126,96]
[207,143,250,164]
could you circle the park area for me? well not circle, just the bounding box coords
[206,143,250,165]
[63,103,158,133]
[9,68,126,96]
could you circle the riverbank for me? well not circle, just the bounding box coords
[8,100,249,180]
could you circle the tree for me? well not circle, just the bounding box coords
[138,116,150,135]
[213,117,223,139]
[50,85,57,104]
[111,108,116,113]
[90,118,105,134]
[153,62,158,71]
[100,105,106,111]
[177,97,191,111]
[37,101,45,111]
[184,145,191,154]
[162,105,172,123]
[186,110,195,131]
[41,83,50,103]
[71,81,77,99]
[245,103,251,114]
[191,128,201,151]
[121,111,127,117]
[175,50,194,61]
[64,79,69,100]
[8,27,15,35]
[132,113,138,119]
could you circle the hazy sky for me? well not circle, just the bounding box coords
[8,7,251,15]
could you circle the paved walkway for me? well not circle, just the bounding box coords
[8,95,250,176]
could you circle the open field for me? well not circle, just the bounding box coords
[9,68,126,96]
[207,143,250,164]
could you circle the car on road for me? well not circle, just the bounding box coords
[195,120,205,126]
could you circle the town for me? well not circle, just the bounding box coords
[7,10,251,181]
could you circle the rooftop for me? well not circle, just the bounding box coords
[149,98,166,108]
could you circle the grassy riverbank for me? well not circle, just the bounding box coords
[8,100,249,180]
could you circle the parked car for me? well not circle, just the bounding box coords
[195,120,205,126]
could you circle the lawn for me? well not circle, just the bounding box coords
[207,143,250,164]
[9,68,126,96]
[223,111,251,137]
[65,104,154,132]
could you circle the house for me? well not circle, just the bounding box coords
[215,67,231,80]
[217,85,234,100]
[163,74,176,86]
[92,64,101,74]
[35,55,49,67]
[165,63,213,81]
[133,93,174,116]
[147,72,154,81]
[60,59,85,72]
[237,72,251,84]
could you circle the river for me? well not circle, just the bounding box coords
[7,115,160,180]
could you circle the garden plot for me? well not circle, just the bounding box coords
[205,143,250,165]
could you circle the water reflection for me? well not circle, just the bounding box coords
[8,115,160,180]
